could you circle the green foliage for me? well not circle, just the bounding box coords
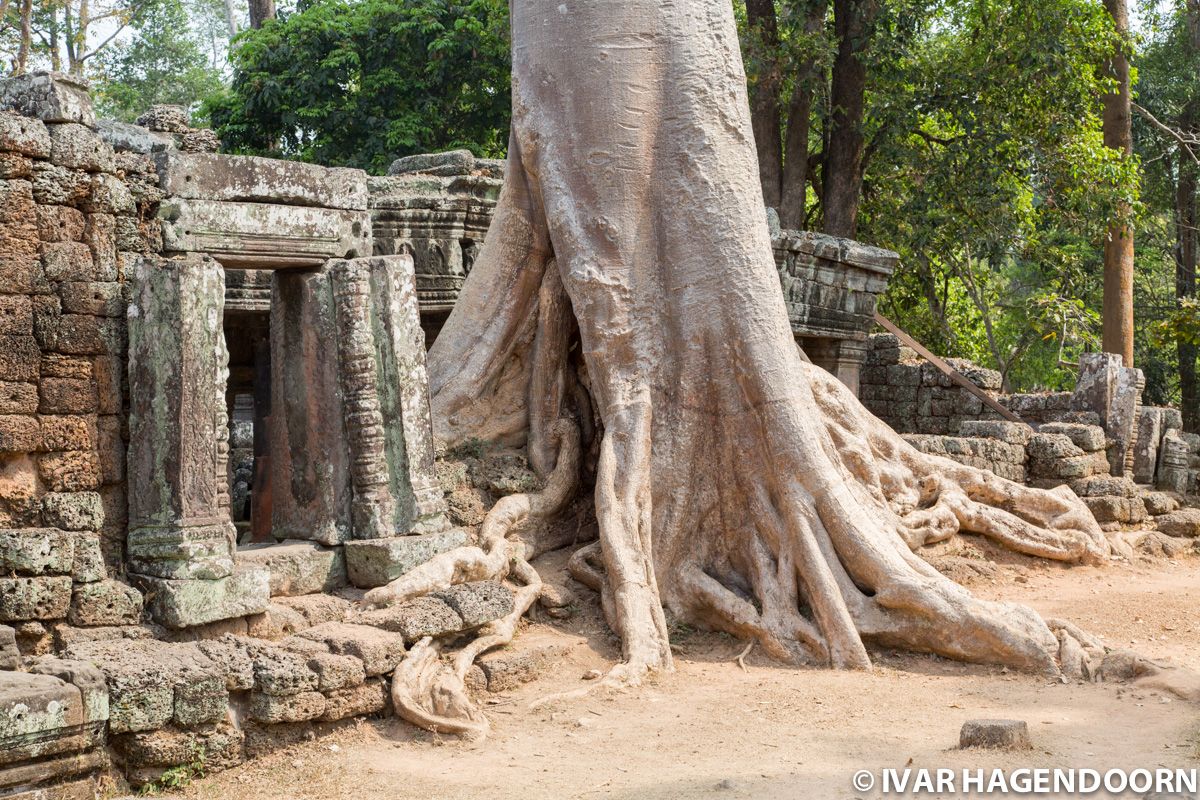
[137,746,207,795]
[206,0,511,173]
[92,0,225,122]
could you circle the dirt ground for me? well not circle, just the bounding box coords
[179,543,1200,800]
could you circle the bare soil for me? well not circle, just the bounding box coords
[179,543,1200,800]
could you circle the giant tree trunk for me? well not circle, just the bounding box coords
[1101,0,1135,366]
[399,0,1110,695]
[1178,101,1199,434]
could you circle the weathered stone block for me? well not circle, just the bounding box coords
[84,173,135,215]
[1134,406,1164,485]
[959,719,1031,750]
[41,492,103,531]
[0,72,95,126]
[247,643,319,695]
[92,355,121,414]
[47,123,114,173]
[0,529,74,575]
[112,723,244,777]
[38,450,100,491]
[59,282,124,317]
[306,652,365,691]
[0,111,51,156]
[0,335,40,381]
[34,205,84,244]
[68,580,142,626]
[1156,509,1200,538]
[272,593,352,627]
[71,534,104,582]
[40,354,90,379]
[94,415,123,485]
[0,382,37,414]
[0,296,32,335]
[356,595,463,643]
[38,377,97,415]
[0,254,43,296]
[135,567,269,629]
[1142,491,1178,516]
[29,162,90,206]
[433,581,514,628]
[320,679,387,721]
[0,576,72,620]
[40,415,96,452]
[40,241,94,282]
[0,671,94,767]
[0,412,40,453]
[235,540,346,597]
[0,625,17,669]
[247,690,325,724]
[96,119,177,154]
[343,528,467,588]
[1039,422,1106,453]
[137,105,189,132]
[295,622,405,677]
[245,603,307,640]
[156,152,368,210]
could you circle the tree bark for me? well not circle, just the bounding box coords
[746,0,783,210]
[779,0,827,230]
[1177,4,1200,432]
[15,0,31,74]
[223,0,240,38]
[1100,0,1135,366]
[822,0,877,238]
[249,0,274,29]
[372,3,1115,728]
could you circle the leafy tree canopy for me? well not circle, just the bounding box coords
[206,0,511,172]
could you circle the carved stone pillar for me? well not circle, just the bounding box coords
[366,255,447,531]
[1070,353,1145,478]
[126,255,268,627]
[802,337,869,395]
[127,255,235,580]
[269,268,353,545]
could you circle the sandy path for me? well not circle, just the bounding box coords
[181,552,1200,800]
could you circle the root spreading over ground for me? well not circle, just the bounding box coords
[361,0,1145,735]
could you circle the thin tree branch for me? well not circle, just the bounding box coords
[1134,101,1200,165]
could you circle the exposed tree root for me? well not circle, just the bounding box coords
[367,420,580,737]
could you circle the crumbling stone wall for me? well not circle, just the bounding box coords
[0,79,160,650]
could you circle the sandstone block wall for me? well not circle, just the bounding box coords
[0,102,153,639]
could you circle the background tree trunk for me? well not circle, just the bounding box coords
[1177,3,1200,432]
[746,0,783,210]
[1101,0,1135,366]
[15,0,31,74]
[778,0,827,230]
[822,0,877,238]
[249,0,274,29]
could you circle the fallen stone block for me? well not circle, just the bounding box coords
[295,622,405,677]
[343,528,467,588]
[272,593,352,626]
[1155,509,1200,538]
[134,567,269,629]
[1142,491,1179,516]
[248,690,326,724]
[1039,422,1106,453]
[245,602,308,640]
[0,670,100,766]
[355,595,464,643]
[320,678,388,721]
[959,719,1031,750]
[236,540,346,597]
[113,723,244,787]
[476,632,578,693]
[433,581,515,628]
